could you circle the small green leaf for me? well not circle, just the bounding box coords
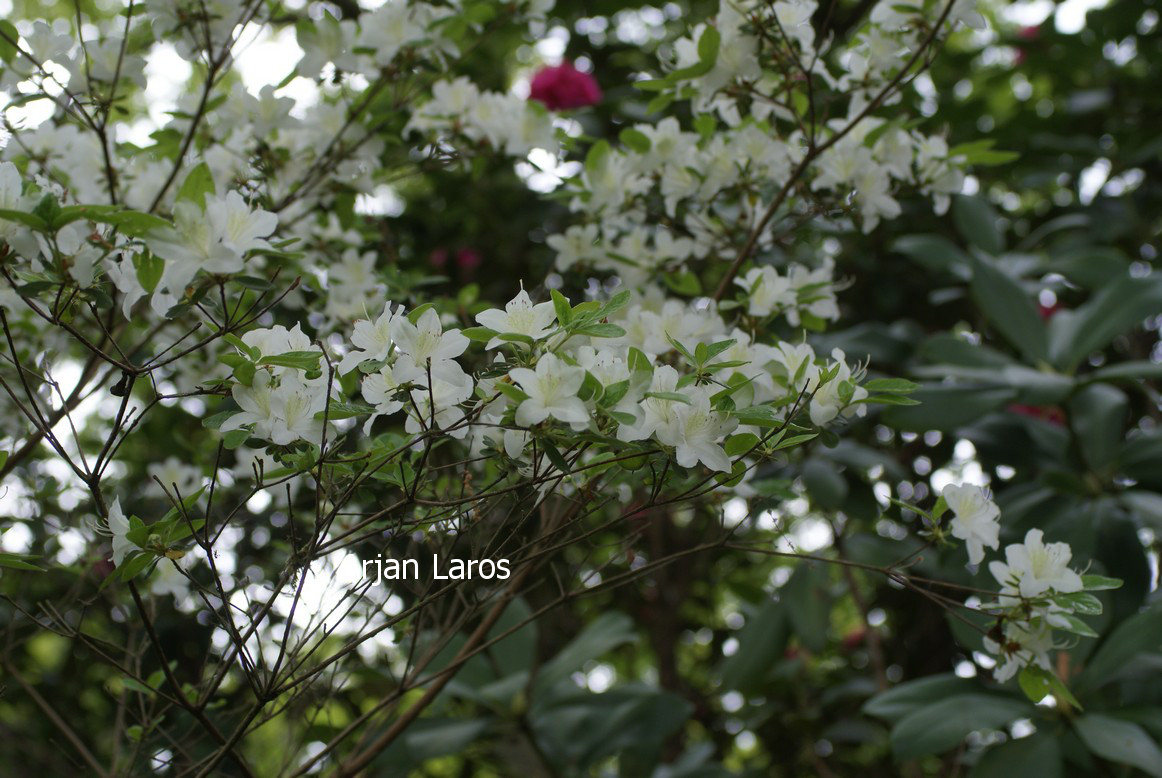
[1018,665,1082,709]
[550,289,572,326]
[1081,574,1123,591]
[618,128,651,153]
[175,162,216,208]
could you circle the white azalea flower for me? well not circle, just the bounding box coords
[205,191,278,256]
[337,302,402,375]
[943,483,1001,565]
[95,498,135,567]
[989,529,1084,600]
[508,353,588,427]
[736,266,796,317]
[663,389,737,473]
[475,288,557,349]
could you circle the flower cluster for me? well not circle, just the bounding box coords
[939,484,1113,684]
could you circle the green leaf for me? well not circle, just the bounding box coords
[533,612,635,697]
[662,270,702,296]
[585,139,612,176]
[952,195,1005,255]
[1077,609,1162,691]
[949,139,1020,166]
[783,562,830,653]
[883,384,1017,431]
[618,128,651,153]
[718,598,787,691]
[1081,574,1123,591]
[724,433,760,456]
[1069,383,1127,471]
[890,694,1034,760]
[970,732,1062,778]
[861,394,921,406]
[863,378,919,393]
[1018,665,1082,709]
[120,677,157,696]
[133,251,165,293]
[461,326,497,342]
[406,302,436,323]
[627,347,652,374]
[257,351,323,371]
[575,323,625,338]
[117,552,157,582]
[644,391,691,404]
[863,674,976,724]
[891,234,974,277]
[697,25,720,68]
[0,20,19,63]
[1074,714,1162,778]
[89,209,171,235]
[0,208,49,231]
[539,439,571,473]
[32,193,61,227]
[0,552,44,572]
[694,113,716,140]
[222,428,250,449]
[1049,272,1162,372]
[493,381,530,403]
[1052,592,1103,615]
[970,255,1048,362]
[175,162,216,207]
[318,402,375,420]
[550,289,572,326]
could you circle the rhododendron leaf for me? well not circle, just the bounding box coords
[585,140,611,176]
[0,20,18,63]
[0,553,44,572]
[596,290,631,318]
[1074,715,1162,778]
[724,433,760,456]
[863,378,919,393]
[550,289,572,325]
[539,440,570,473]
[257,351,323,371]
[0,208,48,231]
[952,195,1005,255]
[969,255,1048,362]
[317,402,376,420]
[176,162,215,208]
[860,394,921,405]
[406,303,436,323]
[694,114,716,140]
[222,429,250,449]
[618,128,650,153]
[889,695,1034,760]
[645,391,691,404]
[493,382,529,403]
[117,552,156,582]
[627,347,652,374]
[132,252,165,293]
[461,326,497,342]
[662,270,701,296]
[1081,575,1123,591]
[574,323,625,338]
[1018,665,1082,708]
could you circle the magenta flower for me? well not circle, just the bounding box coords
[529,61,602,111]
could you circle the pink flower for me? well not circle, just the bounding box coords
[529,61,602,111]
[455,248,482,271]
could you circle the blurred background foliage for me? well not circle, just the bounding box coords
[3,0,1162,776]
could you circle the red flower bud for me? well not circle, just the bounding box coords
[529,61,602,111]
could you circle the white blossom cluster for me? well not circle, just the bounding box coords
[941,484,1103,683]
[215,285,869,480]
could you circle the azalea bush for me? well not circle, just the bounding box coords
[0,0,1159,776]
